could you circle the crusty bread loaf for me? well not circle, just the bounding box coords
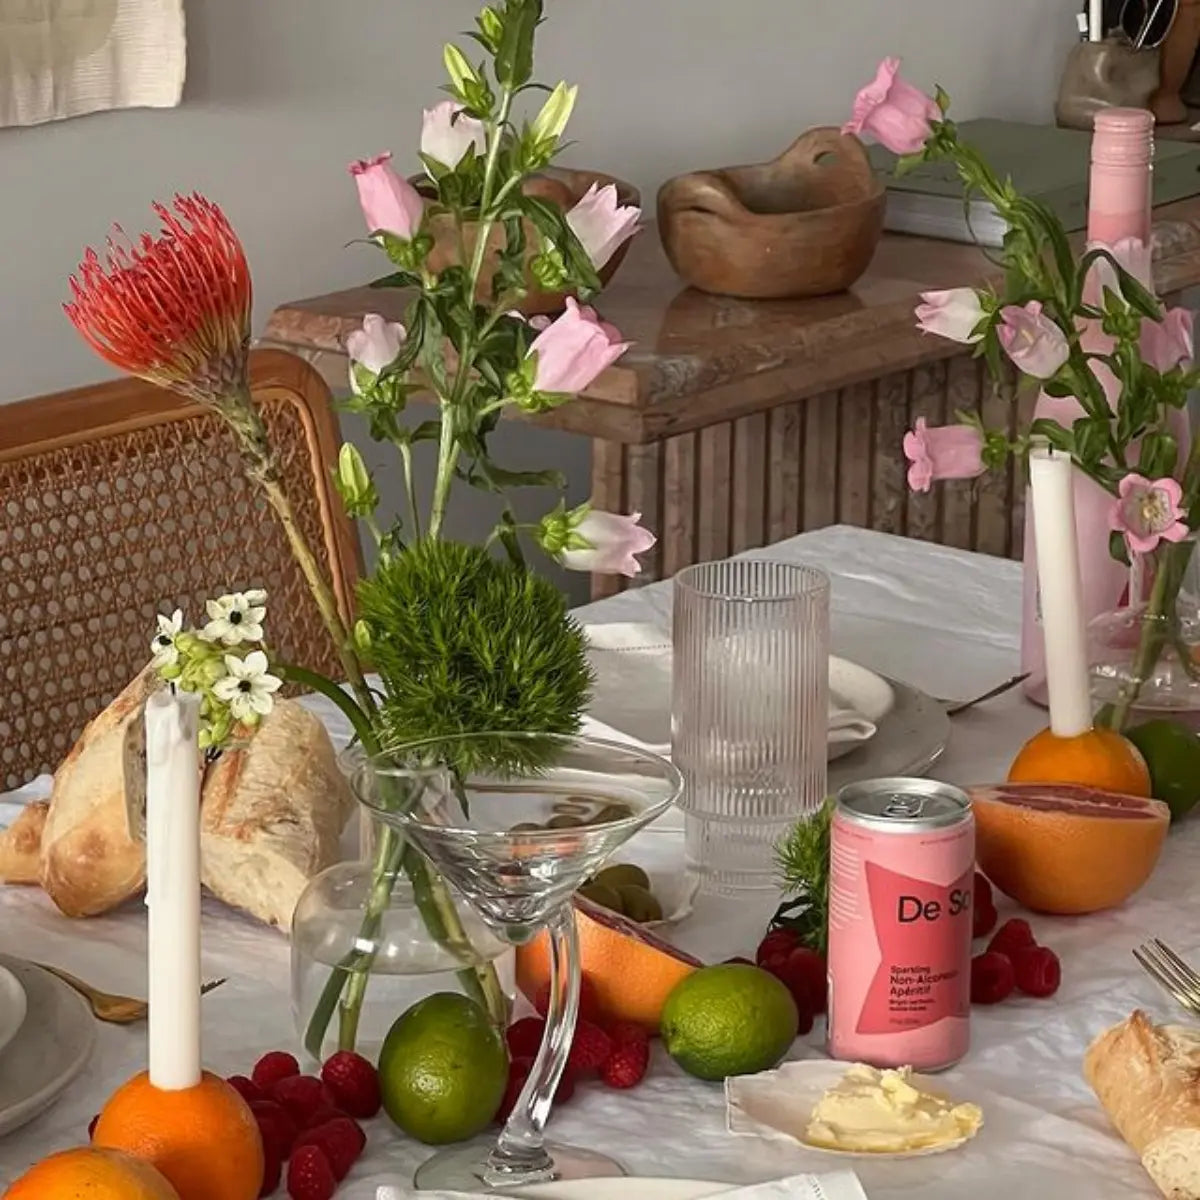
[39,668,161,916]
[1085,1009,1200,1199]
[0,801,49,884]
[199,699,354,930]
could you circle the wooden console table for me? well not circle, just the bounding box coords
[262,200,1200,598]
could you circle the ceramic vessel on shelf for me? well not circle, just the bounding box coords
[413,167,640,317]
[290,812,511,1064]
[656,127,885,299]
[1088,538,1200,730]
[1055,40,1159,131]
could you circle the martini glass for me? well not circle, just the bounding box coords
[353,732,681,1193]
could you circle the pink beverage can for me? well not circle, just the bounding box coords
[827,777,974,1072]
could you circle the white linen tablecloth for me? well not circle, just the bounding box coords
[0,526,1186,1197]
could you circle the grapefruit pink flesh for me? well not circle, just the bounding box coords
[969,783,1169,915]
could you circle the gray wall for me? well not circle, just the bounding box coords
[0,0,1080,595]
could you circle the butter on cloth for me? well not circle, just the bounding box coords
[377,1171,868,1199]
[728,1060,982,1157]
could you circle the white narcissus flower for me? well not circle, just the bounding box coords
[149,608,184,668]
[565,183,642,270]
[202,591,266,645]
[212,650,283,723]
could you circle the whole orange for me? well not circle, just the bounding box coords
[3,1145,181,1199]
[93,1071,263,1200]
[1007,726,1152,797]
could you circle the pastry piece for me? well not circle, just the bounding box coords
[199,698,353,930]
[0,801,49,884]
[39,668,160,916]
[1085,1009,1200,1199]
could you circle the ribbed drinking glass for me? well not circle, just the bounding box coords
[672,559,830,892]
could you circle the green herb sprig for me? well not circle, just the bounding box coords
[773,799,834,955]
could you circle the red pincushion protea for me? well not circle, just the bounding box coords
[64,193,252,405]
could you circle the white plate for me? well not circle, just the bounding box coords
[726,1059,979,1159]
[0,965,27,1059]
[521,1181,729,1199]
[0,956,95,1139]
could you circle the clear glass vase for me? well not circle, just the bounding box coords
[290,812,513,1064]
[1088,536,1200,731]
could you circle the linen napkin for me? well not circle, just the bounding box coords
[584,622,877,755]
[376,1172,868,1200]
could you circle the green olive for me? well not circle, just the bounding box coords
[616,884,663,923]
[547,814,586,829]
[578,883,625,913]
[594,863,651,891]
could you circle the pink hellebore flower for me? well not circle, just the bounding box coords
[561,508,657,578]
[565,183,642,270]
[843,57,939,156]
[349,153,425,241]
[1110,474,1189,555]
[996,301,1070,380]
[915,288,986,344]
[420,100,486,172]
[528,298,631,394]
[1142,307,1194,374]
[346,313,407,394]
[902,418,986,493]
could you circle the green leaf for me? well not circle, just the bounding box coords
[494,0,541,89]
[1072,415,1110,469]
[1109,529,1132,567]
[1137,429,1179,478]
[1029,417,1074,455]
[467,460,566,492]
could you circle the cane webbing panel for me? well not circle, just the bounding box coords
[0,350,360,790]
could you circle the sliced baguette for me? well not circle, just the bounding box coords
[0,800,49,884]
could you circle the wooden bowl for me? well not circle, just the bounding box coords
[657,128,885,299]
[418,167,641,317]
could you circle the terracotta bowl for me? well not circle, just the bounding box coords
[416,167,641,317]
[657,128,885,299]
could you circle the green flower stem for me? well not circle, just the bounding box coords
[399,442,422,538]
[280,663,376,747]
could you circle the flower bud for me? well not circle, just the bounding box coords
[353,619,373,655]
[530,82,578,146]
[444,44,479,98]
[334,443,380,518]
[477,6,503,50]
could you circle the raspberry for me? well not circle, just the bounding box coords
[227,1074,266,1106]
[974,871,994,911]
[302,1105,347,1131]
[320,1050,381,1119]
[567,1019,613,1074]
[600,1039,650,1089]
[973,898,998,940]
[971,952,1016,1005]
[87,1114,98,1140]
[555,1069,577,1105]
[756,927,800,967]
[506,1017,546,1060]
[252,1050,300,1091]
[496,1057,532,1123]
[987,918,1036,959]
[607,1020,651,1049]
[768,947,827,1015]
[286,1143,337,1200]
[272,1075,333,1126]
[293,1116,365,1182]
[1012,945,1062,998]
[259,1148,282,1198]
[534,974,603,1024]
[249,1100,299,1161]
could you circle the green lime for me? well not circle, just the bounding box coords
[1126,719,1200,821]
[594,863,651,891]
[660,964,799,1081]
[378,992,508,1144]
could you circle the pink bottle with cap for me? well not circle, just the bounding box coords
[1021,108,1156,705]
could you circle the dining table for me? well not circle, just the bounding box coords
[0,523,1191,1198]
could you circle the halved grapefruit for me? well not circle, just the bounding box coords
[515,896,702,1031]
[970,783,1170,915]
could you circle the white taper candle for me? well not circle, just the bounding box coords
[1089,0,1104,41]
[144,689,203,1091]
[1029,445,1094,737]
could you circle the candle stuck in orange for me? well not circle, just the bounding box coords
[92,1071,263,1200]
[1007,726,1152,797]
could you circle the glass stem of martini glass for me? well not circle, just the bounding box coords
[487,904,580,1185]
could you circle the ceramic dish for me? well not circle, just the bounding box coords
[0,955,95,1139]
[0,964,27,1060]
[726,1059,979,1159]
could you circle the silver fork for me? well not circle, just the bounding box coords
[1133,939,1200,1015]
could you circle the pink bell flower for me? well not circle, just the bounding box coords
[346,313,407,394]
[996,301,1070,380]
[527,298,631,395]
[1110,473,1190,555]
[537,502,656,577]
[915,288,986,344]
[565,183,642,270]
[843,57,939,155]
[349,153,424,241]
[420,100,486,173]
[1142,307,1194,374]
[902,418,986,493]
